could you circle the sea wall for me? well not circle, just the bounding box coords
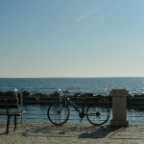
[0,90,144,109]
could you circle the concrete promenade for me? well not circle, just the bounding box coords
[0,123,144,144]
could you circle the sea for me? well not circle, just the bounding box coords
[0,77,144,95]
[0,77,144,125]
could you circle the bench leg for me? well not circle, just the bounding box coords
[14,116,17,130]
[6,116,11,134]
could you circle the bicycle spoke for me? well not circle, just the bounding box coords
[87,104,110,126]
[47,103,69,125]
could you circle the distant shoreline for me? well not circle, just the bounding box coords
[0,77,144,79]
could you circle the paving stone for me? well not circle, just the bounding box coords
[0,123,144,144]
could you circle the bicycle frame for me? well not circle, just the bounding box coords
[64,96,88,119]
[66,97,81,113]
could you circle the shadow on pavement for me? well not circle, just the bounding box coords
[79,126,120,139]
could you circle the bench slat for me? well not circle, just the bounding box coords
[0,111,23,116]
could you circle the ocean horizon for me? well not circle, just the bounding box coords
[0,77,144,95]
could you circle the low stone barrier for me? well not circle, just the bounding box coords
[110,89,128,127]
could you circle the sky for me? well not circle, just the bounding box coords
[0,0,144,78]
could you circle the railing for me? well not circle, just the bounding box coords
[128,96,144,109]
[127,96,144,125]
[22,96,111,124]
[1,88,144,125]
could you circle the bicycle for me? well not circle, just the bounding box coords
[47,91,110,126]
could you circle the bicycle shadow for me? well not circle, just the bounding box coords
[79,125,120,139]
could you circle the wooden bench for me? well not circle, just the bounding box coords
[0,95,24,134]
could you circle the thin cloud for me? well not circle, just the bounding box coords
[76,8,99,22]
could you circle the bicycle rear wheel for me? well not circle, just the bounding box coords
[86,103,110,126]
[47,103,69,125]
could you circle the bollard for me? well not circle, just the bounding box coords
[110,89,128,127]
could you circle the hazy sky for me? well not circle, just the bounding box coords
[0,0,144,78]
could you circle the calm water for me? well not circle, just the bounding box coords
[0,77,144,95]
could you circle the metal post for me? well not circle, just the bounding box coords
[20,90,24,124]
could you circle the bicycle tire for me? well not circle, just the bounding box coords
[47,103,70,125]
[86,103,110,126]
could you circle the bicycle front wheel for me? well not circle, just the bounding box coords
[47,103,70,125]
[86,103,110,126]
